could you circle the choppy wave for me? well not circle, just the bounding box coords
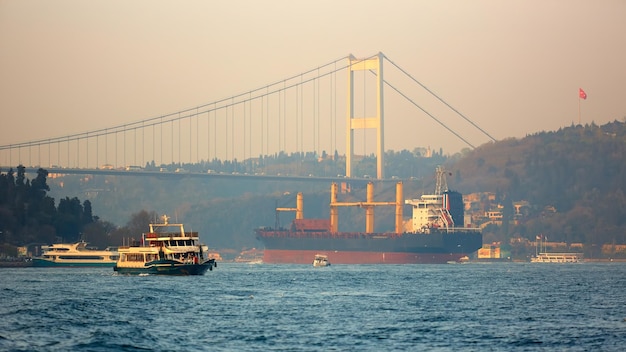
[1,264,625,351]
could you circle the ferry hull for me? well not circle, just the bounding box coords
[32,258,117,267]
[113,260,215,275]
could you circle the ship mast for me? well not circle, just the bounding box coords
[435,166,449,195]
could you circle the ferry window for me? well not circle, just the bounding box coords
[178,240,185,246]
[185,240,192,246]
[127,254,144,262]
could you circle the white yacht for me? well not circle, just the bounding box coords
[33,242,119,267]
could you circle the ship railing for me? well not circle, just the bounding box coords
[442,227,481,233]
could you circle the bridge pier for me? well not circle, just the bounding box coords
[346,52,385,179]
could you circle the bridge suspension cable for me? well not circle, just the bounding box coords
[1,52,493,170]
[383,55,497,143]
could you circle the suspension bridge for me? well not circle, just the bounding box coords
[0,52,495,180]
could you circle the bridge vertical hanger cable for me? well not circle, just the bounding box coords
[232,104,235,165]
[262,93,266,157]
[362,64,366,161]
[265,89,269,156]
[317,67,320,158]
[244,96,247,163]
[130,128,137,165]
[283,80,287,154]
[231,99,234,163]
[333,62,337,158]
[132,127,134,167]
[149,125,156,165]
[194,108,197,164]
[300,76,304,154]
[123,129,126,168]
[278,86,283,150]
[295,76,299,156]
[329,67,334,158]
[248,93,252,163]
[158,119,162,166]
[114,133,118,168]
[301,75,305,155]
[170,119,173,165]
[212,105,216,161]
[206,110,210,162]
[312,71,316,155]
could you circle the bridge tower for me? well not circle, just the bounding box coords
[346,52,385,179]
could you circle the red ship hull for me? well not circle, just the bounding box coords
[263,249,469,264]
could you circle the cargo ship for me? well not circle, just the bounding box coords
[256,167,482,264]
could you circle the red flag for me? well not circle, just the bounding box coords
[579,88,587,100]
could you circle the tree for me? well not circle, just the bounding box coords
[82,200,94,225]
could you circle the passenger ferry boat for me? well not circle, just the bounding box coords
[531,253,582,263]
[113,215,216,275]
[32,242,119,267]
[531,235,582,263]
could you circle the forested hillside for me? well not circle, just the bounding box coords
[452,120,626,246]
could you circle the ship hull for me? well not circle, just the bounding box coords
[32,258,117,267]
[264,249,471,264]
[257,231,482,264]
[113,259,215,275]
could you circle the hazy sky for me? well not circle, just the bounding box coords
[1,0,625,161]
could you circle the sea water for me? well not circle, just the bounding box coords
[1,263,625,351]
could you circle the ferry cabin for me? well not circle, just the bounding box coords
[117,233,208,267]
[33,242,119,267]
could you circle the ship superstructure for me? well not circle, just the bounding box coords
[405,167,464,233]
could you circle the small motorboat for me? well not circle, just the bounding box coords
[312,254,330,267]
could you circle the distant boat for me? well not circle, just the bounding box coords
[312,254,330,267]
[531,235,582,263]
[32,241,119,267]
[531,253,582,263]
[447,256,470,264]
[113,215,216,275]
